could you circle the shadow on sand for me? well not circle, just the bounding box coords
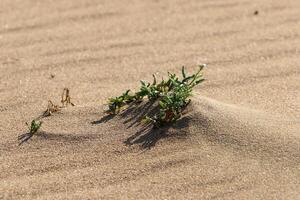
[18,131,101,145]
[92,101,190,149]
[18,132,35,145]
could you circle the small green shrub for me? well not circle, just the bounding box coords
[27,120,42,135]
[107,65,205,127]
[18,120,43,145]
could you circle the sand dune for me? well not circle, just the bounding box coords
[190,96,300,161]
[2,96,299,199]
[1,0,300,199]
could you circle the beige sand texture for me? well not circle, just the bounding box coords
[0,0,300,199]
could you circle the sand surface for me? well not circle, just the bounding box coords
[1,0,300,199]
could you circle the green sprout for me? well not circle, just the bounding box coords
[106,65,206,127]
[27,120,43,134]
[18,120,43,145]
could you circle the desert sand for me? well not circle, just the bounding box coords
[0,0,300,199]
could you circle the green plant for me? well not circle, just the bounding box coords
[18,120,42,145]
[27,120,42,135]
[144,65,205,127]
[136,79,158,100]
[106,65,205,127]
[107,90,136,114]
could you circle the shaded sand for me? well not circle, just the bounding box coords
[0,0,300,199]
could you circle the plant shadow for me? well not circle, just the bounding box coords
[91,114,116,124]
[124,117,190,149]
[120,100,157,128]
[18,131,101,145]
[18,132,34,145]
[93,101,191,149]
[35,132,100,142]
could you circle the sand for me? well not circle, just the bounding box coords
[0,0,300,199]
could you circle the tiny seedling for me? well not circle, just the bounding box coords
[18,120,42,145]
[27,120,42,134]
[106,65,205,128]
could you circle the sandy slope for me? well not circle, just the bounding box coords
[0,0,300,199]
